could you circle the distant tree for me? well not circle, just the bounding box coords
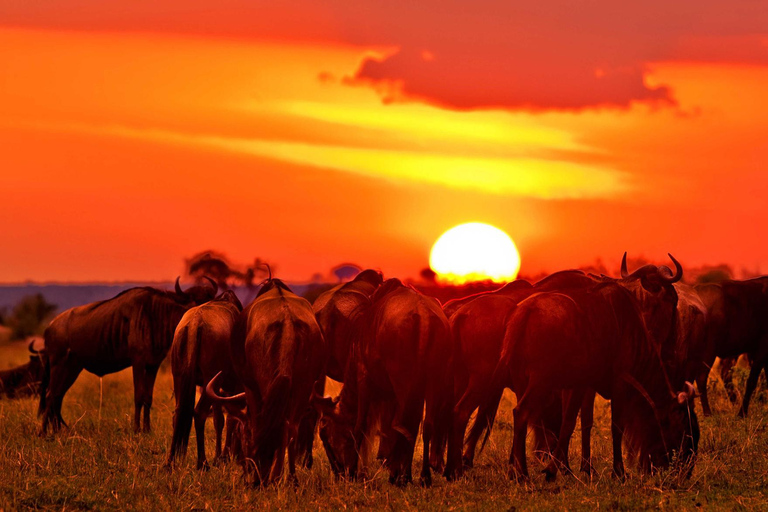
[6,294,57,340]
[0,306,7,326]
[332,263,362,282]
[419,267,437,283]
[696,268,733,284]
[184,250,273,292]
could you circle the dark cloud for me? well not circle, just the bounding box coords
[3,0,767,111]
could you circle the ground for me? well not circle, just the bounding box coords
[1,340,767,511]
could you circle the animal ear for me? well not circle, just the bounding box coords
[677,381,698,404]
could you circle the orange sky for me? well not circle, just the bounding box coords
[1,2,767,282]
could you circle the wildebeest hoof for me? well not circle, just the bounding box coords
[461,456,474,470]
[197,461,210,472]
[737,408,748,418]
[509,469,528,484]
[420,473,432,488]
[542,467,557,482]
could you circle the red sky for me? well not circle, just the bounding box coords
[1,2,767,282]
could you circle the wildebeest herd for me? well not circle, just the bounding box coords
[6,255,768,488]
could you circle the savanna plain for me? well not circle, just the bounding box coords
[1,340,767,511]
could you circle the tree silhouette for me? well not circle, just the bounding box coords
[6,294,57,340]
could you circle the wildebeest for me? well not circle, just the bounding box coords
[303,269,383,468]
[312,269,383,382]
[208,278,325,485]
[0,340,45,399]
[695,276,768,417]
[443,280,534,479]
[165,290,243,470]
[492,267,698,482]
[312,278,452,486]
[39,278,218,434]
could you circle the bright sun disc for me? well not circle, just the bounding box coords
[429,222,521,285]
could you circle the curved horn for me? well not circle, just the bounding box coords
[175,276,184,295]
[264,263,272,281]
[660,253,683,284]
[620,252,629,279]
[27,339,38,355]
[203,276,218,295]
[205,372,246,405]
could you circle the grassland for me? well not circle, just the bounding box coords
[1,340,767,511]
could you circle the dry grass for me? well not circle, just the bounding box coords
[1,340,767,511]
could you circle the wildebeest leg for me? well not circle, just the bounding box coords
[42,356,82,434]
[610,400,626,480]
[695,361,714,416]
[463,386,503,469]
[287,426,299,487]
[141,364,160,432]
[131,365,146,433]
[719,357,738,405]
[579,389,596,475]
[510,384,549,483]
[213,404,224,461]
[268,425,290,485]
[222,415,239,461]
[738,357,765,418]
[420,413,433,487]
[445,377,486,480]
[194,392,213,470]
[543,388,584,482]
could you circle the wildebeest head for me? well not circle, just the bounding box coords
[311,382,357,477]
[628,381,699,474]
[620,253,683,365]
[174,276,218,305]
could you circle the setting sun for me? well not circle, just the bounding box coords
[429,222,521,285]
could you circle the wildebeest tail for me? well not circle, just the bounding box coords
[253,375,291,479]
[483,305,532,454]
[168,323,202,462]
[37,329,52,417]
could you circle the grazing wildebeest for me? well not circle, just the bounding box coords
[165,290,243,470]
[312,278,452,486]
[302,269,383,468]
[492,272,699,482]
[208,278,325,486]
[695,277,768,417]
[541,256,688,478]
[39,278,217,434]
[443,280,534,479]
[0,340,45,399]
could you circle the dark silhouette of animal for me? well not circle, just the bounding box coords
[208,278,325,486]
[540,256,690,479]
[302,269,383,468]
[443,280,534,479]
[492,265,698,482]
[695,277,768,417]
[312,269,383,382]
[0,340,45,399]
[39,278,217,434]
[312,278,452,486]
[165,290,243,470]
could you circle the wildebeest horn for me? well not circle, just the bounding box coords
[203,276,218,295]
[620,252,629,279]
[28,340,39,355]
[660,253,683,284]
[175,276,184,295]
[263,263,272,281]
[205,372,246,405]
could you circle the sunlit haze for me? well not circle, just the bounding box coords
[1,2,767,283]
